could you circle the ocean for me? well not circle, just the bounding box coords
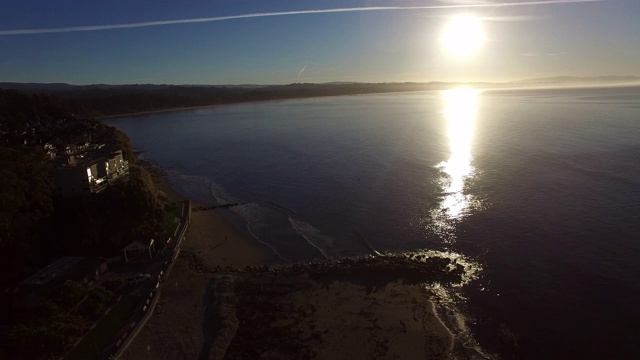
[106,86,640,359]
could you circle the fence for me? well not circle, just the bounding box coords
[108,199,191,360]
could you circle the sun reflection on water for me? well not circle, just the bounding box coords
[430,89,480,240]
[415,91,488,358]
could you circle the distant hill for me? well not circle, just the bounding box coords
[2,78,638,117]
[513,75,640,85]
[0,82,80,92]
[0,82,464,117]
[0,82,188,93]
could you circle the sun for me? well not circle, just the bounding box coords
[440,15,485,57]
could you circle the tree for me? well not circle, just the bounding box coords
[0,146,53,272]
[51,281,87,311]
[77,286,112,316]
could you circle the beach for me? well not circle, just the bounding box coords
[120,164,458,360]
[142,160,275,269]
[119,164,276,359]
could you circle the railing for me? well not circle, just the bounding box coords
[91,180,109,193]
[109,199,191,359]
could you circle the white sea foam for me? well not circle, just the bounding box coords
[234,203,291,262]
[166,169,291,261]
[403,250,493,359]
[288,217,335,259]
[165,170,219,204]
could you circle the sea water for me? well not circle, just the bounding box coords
[107,86,640,359]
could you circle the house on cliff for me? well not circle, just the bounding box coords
[53,145,129,196]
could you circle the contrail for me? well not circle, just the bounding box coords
[297,64,308,79]
[0,0,601,36]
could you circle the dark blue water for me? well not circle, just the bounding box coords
[107,86,640,359]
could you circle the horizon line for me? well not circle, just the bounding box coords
[3,75,639,88]
[0,0,601,36]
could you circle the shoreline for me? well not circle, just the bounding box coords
[120,246,473,359]
[96,89,439,120]
[119,161,472,359]
[97,82,640,121]
[98,103,229,120]
[140,160,278,268]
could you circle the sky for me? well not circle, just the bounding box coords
[0,0,639,85]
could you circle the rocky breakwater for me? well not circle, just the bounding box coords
[186,251,479,360]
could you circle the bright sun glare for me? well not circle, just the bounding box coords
[441,15,485,56]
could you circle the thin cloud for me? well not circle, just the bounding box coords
[0,0,601,36]
[420,14,541,21]
[297,64,308,80]
[520,52,559,56]
[437,0,499,4]
[482,15,541,21]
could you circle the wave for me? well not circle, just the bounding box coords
[165,166,491,357]
[353,230,383,256]
[166,168,338,262]
[230,202,291,262]
[165,170,223,204]
[287,217,335,259]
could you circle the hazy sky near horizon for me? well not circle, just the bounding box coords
[1,0,639,85]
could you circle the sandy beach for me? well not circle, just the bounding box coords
[119,164,276,360]
[120,164,458,360]
[141,160,276,269]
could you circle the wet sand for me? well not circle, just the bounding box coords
[141,159,276,269]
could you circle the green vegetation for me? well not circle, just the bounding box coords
[102,278,125,293]
[49,163,165,255]
[162,201,182,235]
[0,90,165,275]
[0,146,53,269]
[0,89,171,360]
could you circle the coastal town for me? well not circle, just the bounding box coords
[0,90,190,359]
